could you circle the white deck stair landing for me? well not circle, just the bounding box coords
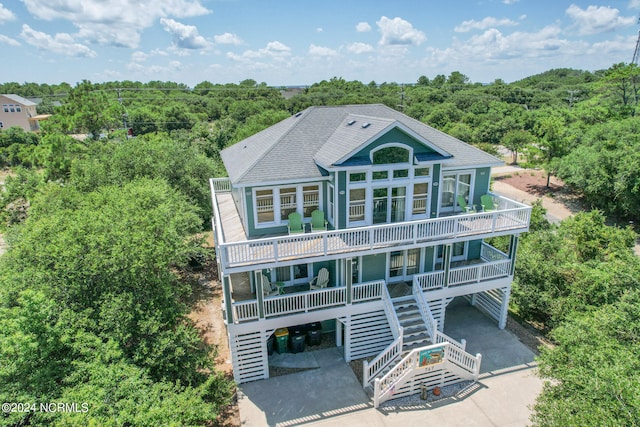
[363,286,482,408]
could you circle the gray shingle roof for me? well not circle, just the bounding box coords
[2,94,37,106]
[221,104,502,185]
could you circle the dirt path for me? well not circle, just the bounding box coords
[491,166,577,224]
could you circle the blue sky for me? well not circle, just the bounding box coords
[1,0,639,86]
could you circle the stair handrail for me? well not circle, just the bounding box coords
[412,281,467,351]
[381,283,402,339]
[412,279,438,340]
[373,342,483,408]
[363,284,404,387]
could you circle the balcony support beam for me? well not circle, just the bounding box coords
[222,275,234,325]
[443,244,452,288]
[508,235,519,276]
[255,271,265,319]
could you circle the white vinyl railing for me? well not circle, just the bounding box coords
[211,177,232,192]
[373,342,482,408]
[363,284,404,387]
[413,258,512,292]
[232,300,259,322]
[212,190,530,270]
[263,287,346,318]
[352,280,385,303]
[230,280,385,323]
[412,279,437,340]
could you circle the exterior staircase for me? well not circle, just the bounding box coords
[362,284,481,408]
[393,296,433,352]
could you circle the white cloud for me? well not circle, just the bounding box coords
[631,0,640,9]
[160,18,211,49]
[214,32,243,45]
[455,17,519,33]
[316,27,323,33]
[565,4,635,36]
[503,0,519,4]
[345,42,374,54]
[356,22,371,32]
[20,24,97,57]
[309,44,337,57]
[21,0,211,48]
[228,41,292,61]
[423,24,590,81]
[377,16,426,46]
[0,34,20,46]
[0,3,16,22]
[131,51,148,62]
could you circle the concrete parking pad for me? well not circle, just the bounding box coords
[238,300,543,426]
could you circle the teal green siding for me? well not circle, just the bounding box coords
[468,240,482,260]
[337,171,347,230]
[423,247,435,272]
[430,164,441,217]
[350,127,437,160]
[472,167,491,206]
[361,253,387,282]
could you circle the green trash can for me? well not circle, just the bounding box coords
[274,328,289,354]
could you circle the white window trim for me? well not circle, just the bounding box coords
[327,183,335,225]
[252,184,323,229]
[435,242,468,265]
[438,169,475,214]
[370,143,414,165]
[345,164,432,228]
[270,263,312,286]
[386,248,423,283]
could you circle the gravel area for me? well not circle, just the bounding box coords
[379,380,475,409]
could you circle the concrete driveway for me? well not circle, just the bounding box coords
[237,298,543,426]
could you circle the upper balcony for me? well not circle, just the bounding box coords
[210,178,531,273]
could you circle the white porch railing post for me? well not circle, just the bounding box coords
[474,353,483,380]
[374,378,381,408]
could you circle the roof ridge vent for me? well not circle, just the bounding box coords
[361,122,371,128]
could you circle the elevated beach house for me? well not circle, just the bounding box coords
[210,104,531,406]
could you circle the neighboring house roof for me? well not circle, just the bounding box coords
[2,94,37,106]
[221,104,502,186]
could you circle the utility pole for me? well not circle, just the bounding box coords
[632,14,640,65]
[397,84,405,112]
[117,88,129,135]
[566,90,580,107]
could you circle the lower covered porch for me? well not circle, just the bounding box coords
[221,240,516,325]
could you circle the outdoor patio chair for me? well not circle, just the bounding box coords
[261,274,280,297]
[287,212,305,234]
[481,194,496,212]
[456,195,475,213]
[309,267,329,290]
[311,210,328,231]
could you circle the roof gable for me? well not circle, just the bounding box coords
[315,117,452,168]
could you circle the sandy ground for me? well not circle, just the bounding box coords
[491,166,580,224]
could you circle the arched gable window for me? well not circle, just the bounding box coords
[371,145,411,165]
